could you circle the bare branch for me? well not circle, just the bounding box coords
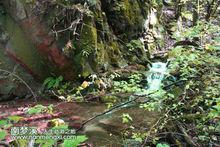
[0,69,37,101]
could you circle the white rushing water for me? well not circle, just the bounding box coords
[146,62,168,91]
[134,61,169,99]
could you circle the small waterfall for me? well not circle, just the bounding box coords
[134,61,169,99]
[146,62,168,91]
[104,62,169,114]
[139,8,168,92]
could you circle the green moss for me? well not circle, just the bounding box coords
[79,15,97,55]
[20,0,35,4]
[122,0,142,25]
[108,41,120,64]
[101,95,118,103]
[103,0,147,39]
[95,41,108,68]
[74,15,98,77]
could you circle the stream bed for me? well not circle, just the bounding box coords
[0,61,169,146]
[0,98,160,147]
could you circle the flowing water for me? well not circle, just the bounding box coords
[146,62,168,91]
[0,61,168,146]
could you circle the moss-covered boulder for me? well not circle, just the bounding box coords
[101,0,148,39]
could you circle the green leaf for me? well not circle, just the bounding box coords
[57,76,64,82]
[48,81,55,89]
[43,77,54,86]
[122,113,133,124]
[52,124,68,130]
[0,120,8,127]
[181,11,193,21]
[27,108,42,115]
[27,105,46,115]
[156,143,170,147]
[54,76,63,88]
[0,130,7,140]
[134,137,142,142]
[7,116,23,123]
[36,139,55,147]
[17,139,28,147]
[63,135,88,147]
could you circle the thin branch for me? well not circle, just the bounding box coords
[51,2,88,34]
[141,109,171,147]
[52,17,83,34]
[142,77,197,146]
[0,69,37,101]
[75,91,155,132]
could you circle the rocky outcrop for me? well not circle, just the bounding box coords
[100,0,148,39]
[0,0,150,80]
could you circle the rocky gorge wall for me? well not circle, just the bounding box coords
[0,0,151,80]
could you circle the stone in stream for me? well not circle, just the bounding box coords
[83,106,160,146]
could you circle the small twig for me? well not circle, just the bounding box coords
[51,2,87,38]
[0,69,37,101]
[141,77,198,146]
[152,50,168,56]
[52,18,82,34]
[141,109,171,147]
[177,122,198,147]
[51,90,60,98]
[0,142,10,147]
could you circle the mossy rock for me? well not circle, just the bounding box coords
[100,0,148,40]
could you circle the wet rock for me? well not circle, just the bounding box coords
[84,124,107,135]
[83,107,160,146]
[0,0,181,84]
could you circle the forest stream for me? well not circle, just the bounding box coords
[0,6,165,147]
